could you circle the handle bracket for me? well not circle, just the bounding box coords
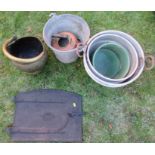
[145,54,155,71]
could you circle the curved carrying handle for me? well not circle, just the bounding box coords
[7,36,18,47]
[145,54,155,71]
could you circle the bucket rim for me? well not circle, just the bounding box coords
[2,37,45,64]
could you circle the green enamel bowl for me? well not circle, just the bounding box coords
[92,42,130,79]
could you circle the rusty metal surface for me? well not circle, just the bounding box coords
[8,89,83,142]
[51,32,79,51]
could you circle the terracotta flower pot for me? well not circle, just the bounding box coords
[2,36,47,74]
[51,32,79,51]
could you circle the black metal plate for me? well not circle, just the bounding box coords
[8,89,83,142]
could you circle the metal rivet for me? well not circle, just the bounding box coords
[72,102,77,108]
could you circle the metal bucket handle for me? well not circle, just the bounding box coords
[49,12,57,18]
[7,36,18,47]
[145,54,155,71]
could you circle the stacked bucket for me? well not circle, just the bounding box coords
[83,31,145,88]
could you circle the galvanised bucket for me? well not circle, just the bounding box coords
[86,33,139,83]
[83,30,145,88]
[43,13,90,63]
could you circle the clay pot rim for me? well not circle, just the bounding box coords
[51,32,79,51]
[2,37,45,63]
